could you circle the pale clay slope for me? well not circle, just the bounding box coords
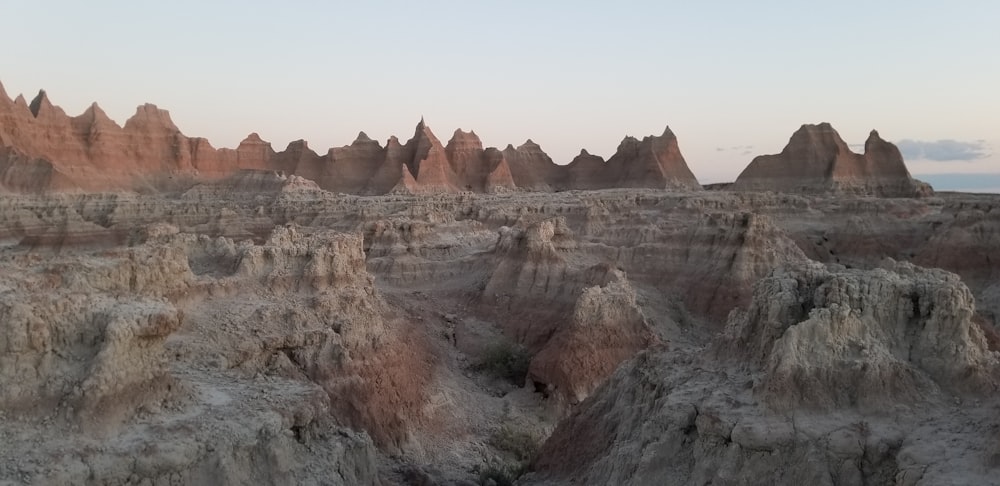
[0,177,998,485]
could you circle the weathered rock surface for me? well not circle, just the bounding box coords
[527,261,1000,486]
[0,221,421,484]
[0,177,998,484]
[720,260,999,409]
[733,123,932,197]
[527,265,657,406]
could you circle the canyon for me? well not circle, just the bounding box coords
[1,83,998,486]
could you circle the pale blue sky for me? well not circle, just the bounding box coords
[1,1,997,184]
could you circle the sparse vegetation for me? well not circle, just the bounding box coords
[472,341,532,385]
[489,425,542,462]
[474,424,542,485]
[476,461,527,486]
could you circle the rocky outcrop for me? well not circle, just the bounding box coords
[0,82,709,194]
[479,220,661,408]
[0,180,999,484]
[481,218,580,348]
[720,260,999,409]
[0,221,425,483]
[601,209,811,323]
[528,260,1000,486]
[183,225,433,450]
[0,85,275,192]
[1,84,701,195]
[597,126,702,190]
[446,129,517,192]
[0,239,193,430]
[526,265,657,405]
[733,123,931,197]
[527,350,918,486]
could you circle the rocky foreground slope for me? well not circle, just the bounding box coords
[529,260,999,485]
[0,172,997,484]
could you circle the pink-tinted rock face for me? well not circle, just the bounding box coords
[0,81,710,194]
[732,123,930,197]
[406,119,461,193]
[565,126,702,191]
[502,140,566,191]
[3,81,922,198]
[0,87,274,191]
[323,133,386,194]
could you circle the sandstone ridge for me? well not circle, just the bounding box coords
[732,122,932,197]
[0,82,702,194]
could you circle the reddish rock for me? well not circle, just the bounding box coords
[483,148,517,193]
[406,119,461,193]
[232,133,275,172]
[0,81,710,194]
[366,136,412,195]
[323,132,386,194]
[733,123,931,197]
[604,126,701,190]
[564,149,607,190]
[503,140,564,191]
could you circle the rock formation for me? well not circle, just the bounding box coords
[3,79,999,486]
[527,260,1000,486]
[0,82,706,194]
[496,127,703,192]
[0,85,276,192]
[526,265,657,405]
[732,123,932,197]
[720,260,999,408]
[0,182,998,484]
[595,126,702,190]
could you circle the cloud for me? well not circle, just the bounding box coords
[895,139,989,162]
[715,145,754,153]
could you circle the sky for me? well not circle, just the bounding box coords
[1,1,997,186]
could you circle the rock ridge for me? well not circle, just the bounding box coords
[733,122,932,197]
[0,83,708,194]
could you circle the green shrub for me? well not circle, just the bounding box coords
[472,341,531,385]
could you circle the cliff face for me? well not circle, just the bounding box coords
[732,123,931,197]
[598,126,702,190]
[0,82,708,194]
[0,89,283,192]
[2,83,935,198]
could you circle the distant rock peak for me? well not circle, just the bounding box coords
[734,122,930,197]
[28,89,51,118]
[243,133,264,143]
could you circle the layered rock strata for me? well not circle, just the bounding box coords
[733,123,931,197]
[527,261,1000,485]
[0,82,703,194]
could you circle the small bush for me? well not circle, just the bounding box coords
[474,424,541,485]
[476,462,526,486]
[489,425,541,462]
[472,342,531,385]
